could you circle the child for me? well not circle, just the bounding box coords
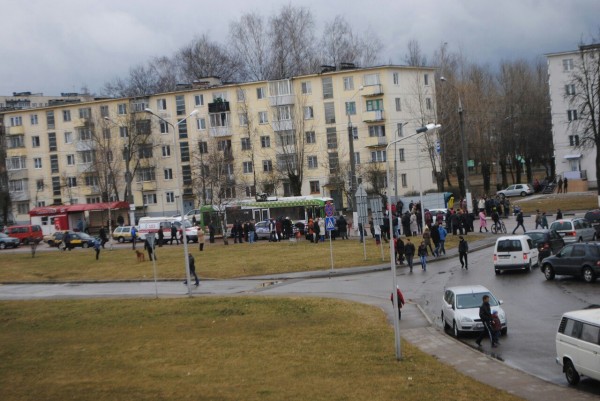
[491,310,502,347]
[418,241,428,271]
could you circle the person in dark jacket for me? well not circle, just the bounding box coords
[512,210,526,234]
[404,238,416,273]
[396,236,405,265]
[430,223,440,257]
[476,295,495,347]
[170,225,179,245]
[418,241,428,271]
[208,223,215,243]
[157,227,164,247]
[99,226,108,249]
[183,253,199,287]
[337,215,348,239]
[144,237,156,261]
[458,236,469,269]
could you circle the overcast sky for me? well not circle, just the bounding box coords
[2,0,599,96]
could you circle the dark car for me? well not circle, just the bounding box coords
[541,243,600,283]
[584,209,600,236]
[526,229,565,261]
[0,232,20,249]
[59,232,95,250]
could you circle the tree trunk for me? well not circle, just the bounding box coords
[481,162,491,193]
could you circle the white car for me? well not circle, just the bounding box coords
[549,218,597,244]
[441,285,507,338]
[496,183,534,198]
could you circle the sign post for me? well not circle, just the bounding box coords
[146,233,158,298]
[369,197,385,261]
[325,201,336,273]
[355,185,368,260]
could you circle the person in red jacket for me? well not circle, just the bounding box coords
[390,286,406,320]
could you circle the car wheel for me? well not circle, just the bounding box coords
[82,242,89,249]
[452,321,460,338]
[578,237,583,243]
[527,261,532,272]
[582,266,595,283]
[564,359,580,385]
[520,191,527,197]
[118,237,125,243]
[544,264,555,280]
[495,269,500,275]
[0,243,6,249]
[501,327,507,336]
[441,312,450,330]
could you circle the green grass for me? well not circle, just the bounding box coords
[513,192,598,213]
[0,297,523,401]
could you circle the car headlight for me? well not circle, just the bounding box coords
[459,316,474,323]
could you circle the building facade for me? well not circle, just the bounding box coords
[547,45,600,191]
[2,65,439,225]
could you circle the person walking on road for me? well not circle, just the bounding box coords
[404,238,416,273]
[476,295,495,347]
[458,236,469,269]
[390,286,405,320]
[183,253,200,287]
[512,210,526,234]
[491,310,502,346]
[556,209,563,220]
[437,224,447,256]
[170,224,179,245]
[418,241,428,271]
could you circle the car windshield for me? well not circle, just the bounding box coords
[0,233,8,239]
[526,232,544,243]
[551,221,573,231]
[456,292,498,309]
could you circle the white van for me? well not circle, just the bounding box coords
[556,308,600,385]
[137,217,176,241]
[493,235,539,274]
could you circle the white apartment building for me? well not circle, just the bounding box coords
[547,45,600,190]
[2,65,439,226]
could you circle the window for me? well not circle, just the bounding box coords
[10,116,22,126]
[8,179,25,192]
[180,142,190,162]
[160,121,169,134]
[157,99,167,110]
[197,118,206,130]
[269,80,293,97]
[209,112,230,127]
[569,135,580,146]
[354,152,361,165]
[563,58,574,71]
[80,151,94,164]
[7,135,24,148]
[62,132,72,144]
[85,175,99,187]
[310,181,320,194]
[34,158,42,169]
[245,186,256,197]
[50,155,59,173]
[178,120,188,138]
[305,131,316,144]
[328,152,339,173]
[371,150,386,162]
[36,179,44,191]
[401,173,407,187]
[194,94,204,106]
[218,139,232,151]
[393,72,399,85]
[259,111,268,124]
[119,127,128,138]
[67,177,77,188]
[366,99,384,111]
[52,176,61,195]
[236,88,246,102]
[263,160,273,172]
[343,76,354,91]
[102,128,111,139]
[567,109,578,121]
[322,77,333,99]
[78,128,92,141]
[46,111,55,129]
[363,73,380,86]
[397,123,405,137]
[256,87,266,99]
[243,161,253,173]
[63,110,71,121]
[259,135,271,148]
[117,103,127,115]
[78,107,91,119]
[138,145,153,159]
[277,154,298,170]
[324,102,335,124]
[48,132,57,151]
[165,192,175,203]
[275,105,292,121]
[164,168,173,180]
[137,168,156,182]
[239,113,248,126]
[100,105,109,118]
[426,98,432,110]
[395,98,401,111]
[424,73,429,85]
[352,127,358,140]
[143,193,157,205]
[369,125,386,137]
[304,106,314,119]
[162,145,171,157]
[276,131,296,146]
[398,148,405,161]
[301,81,312,94]
[326,128,338,149]
[176,95,186,116]
[241,137,252,150]
[198,141,208,154]
[30,114,38,125]
[17,202,30,214]
[67,154,76,166]
[32,136,40,147]
[307,155,318,169]
[565,84,576,96]
[345,101,356,115]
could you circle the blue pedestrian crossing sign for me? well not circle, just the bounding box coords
[325,217,336,231]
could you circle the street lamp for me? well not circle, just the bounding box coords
[386,123,440,361]
[440,77,470,205]
[145,107,199,296]
[394,122,409,206]
[346,86,364,213]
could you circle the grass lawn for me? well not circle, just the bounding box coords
[0,234,483,283]
[0,297,523,401]
[512,192,598,214]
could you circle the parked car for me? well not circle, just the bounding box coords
[493,235,539,274]
[59,232,96,250]
[5,224,43,244]
[112,226,136,243]
[584,209,600,237]
[254,220,271,240]
[429,208,448,222]
[44,230,73,247]
[549,218,596,244]
[0,232,20,249]
[541,243,600,283]
[525,229,565,261]
[441,285,507,338]
[496,184,534,198]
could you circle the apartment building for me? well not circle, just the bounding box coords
[0,92,94,110]
[2,65,438,225]
[546,45,600,191]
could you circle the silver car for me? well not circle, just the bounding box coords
[496,184,533,198]
[549,218,597,243]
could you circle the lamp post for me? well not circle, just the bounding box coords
[145,107,199,296]
[386,123,441,361]
[440,77,470,206]
[346,86,364,213]
[393,122,409,207]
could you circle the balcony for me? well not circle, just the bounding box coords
[75,140,95,151]
[361,84,383,97]
[8,169,28,180]
[362,110,385,123]
[77,163,95,174]
[140,181,157,192]
[7,126,24,135]
[10,191,30,202]
[209,126,233,137]
[81,186,101,196]
[271,120,294,132]
[268,94,295,106]
[208,101,230,113]
[365,136,388,148]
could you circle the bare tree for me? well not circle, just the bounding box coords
[229,13,272,81]
[405,39,427,67]
[102,57,178,97]
[177,35,240,83]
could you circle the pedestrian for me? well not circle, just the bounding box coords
[475,295,494,347]
[390,286,405,320]
[503,198,510,219]
[396,236,405,265]
[512,209,526,234]
[491,310,502,347]
[404,238,416,273]
[131,226,138,250]
[556,209,563,220]
[437,224,447,256]
[557,176,563,193]
[208,223,215,243]
[418,240,428,271]
[318,217,325,242]
[535,210,542,229]
[269,218,278,242]
[423,226,434,254]
[479,210,488,233]
[93,237,101,260]
[430,222,440,257]
[183,253,200,287]
[248,220,256,243]
[541,212,549,229]
[170,224,179,245]
[144,237,156,261]
[491,208,500,232]
[313,218,320,244]
[458,236,468,269]
[197,226,205,251]
[157,226,164,247]
[369,218,375,238]
[337,215,348,239]
[410,212,418,236]
[563,176,568,193]
[99,226,108,249]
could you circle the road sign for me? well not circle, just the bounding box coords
[369,197,384,226]
[325,217,336,231]
[325,201,335,217]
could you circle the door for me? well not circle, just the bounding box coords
[443,290,455,326]
[183,200,194,215]
[554,245,574,275]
